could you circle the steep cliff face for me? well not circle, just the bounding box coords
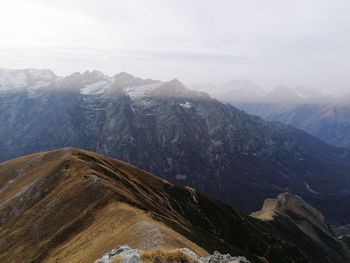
[1,69,350,223]
[0,149,349,263]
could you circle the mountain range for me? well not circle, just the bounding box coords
[196,79,341,104]
[0,148,348,263]
[196,80,350,148]
[0,68,350,225]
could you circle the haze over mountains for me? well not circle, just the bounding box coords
[1,68,350,226]
[193,79,348,104]
[2,0,350,262]
[195,80,350,148]
[0,148,349,263]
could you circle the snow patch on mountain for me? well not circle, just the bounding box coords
[81,80,110,95]
[179,102,193,109]
[124,83,162,100]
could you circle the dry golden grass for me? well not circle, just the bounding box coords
[45,202,207,263]
[0,148,208,263]
[111,256,122,263]
[250,199,277,221]
[140,249,199,263]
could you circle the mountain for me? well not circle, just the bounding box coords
[197,80,333,104]
[233,102,350,148]
[204,79,350,148]
[0,68,57,93]
[1,68,350,224]
[202,80,266,103]
[0,148,349,263]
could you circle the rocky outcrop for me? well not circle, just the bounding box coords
[95,245,250,263]
[252,192,328,230]
[252,193,350,262]
[95,245,140,263]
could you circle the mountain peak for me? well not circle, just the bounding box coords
[114,71,137,81]
[207,79,265,102]
[266,86,302,102]
[252,192,325,223]
[168,78,183,86]
[252,192,333,242]
[276,192,328,231]
[82,70,105,80]
[149,78,189,97]
[0,68,57,92]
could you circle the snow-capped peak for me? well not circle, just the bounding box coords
[0,68,57,92]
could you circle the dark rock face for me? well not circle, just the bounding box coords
[1,69,350,223]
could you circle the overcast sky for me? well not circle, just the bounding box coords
[1,0,350,94]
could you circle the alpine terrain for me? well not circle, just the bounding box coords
[0,69,350,224]
[202,79,350,148]
[0,148,348,263]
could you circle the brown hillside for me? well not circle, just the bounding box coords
[0,148,209,262]
[0,148,349,263]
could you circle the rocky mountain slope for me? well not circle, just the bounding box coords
[0,148,348,263]
[234,102,350,148]
[200,79,350,148]
[1,69,350,224]
[251,192,350,261]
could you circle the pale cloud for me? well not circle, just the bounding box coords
[0,0,350,94]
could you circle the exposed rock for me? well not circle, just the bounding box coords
[95,245,140,263]
[199,250,250,263]
[95,246,250,263]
